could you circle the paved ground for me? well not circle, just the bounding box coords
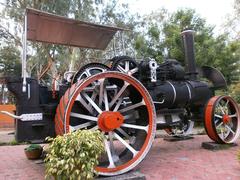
[0,129,14,144]
[0,145,45,180]
[0,134,239,180]
[139,135,240,180]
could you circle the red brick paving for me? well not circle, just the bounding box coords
[0,145,45,180]
[0,135,239,180]
[139,135,240,180]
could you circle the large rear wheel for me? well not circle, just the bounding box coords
[55,71,156,176]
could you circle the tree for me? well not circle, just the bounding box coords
[135,9,240,83]
[0,45,21,76]
[225,0,240,40]
[0,0,137,84]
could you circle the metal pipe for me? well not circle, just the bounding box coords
[181,30,197,80]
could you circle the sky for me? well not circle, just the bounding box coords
[121,0,235,34]
[0,0,235,35]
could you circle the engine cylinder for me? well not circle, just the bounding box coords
[148,80,212,109]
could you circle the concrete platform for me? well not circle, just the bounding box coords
[202,141,238,151]
[163,135,194,142]
[97,171,146,180]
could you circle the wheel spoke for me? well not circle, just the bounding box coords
[90,125,99,131]
[82,86,95,92]
[87,91,98,111]
[104,89,109,111]
[229,114,237,118]
[119,99,145,113]
[214,118,221,125]
[225,100,229,107]
[70,112,98,121]
[69,121,95,131]
[109,82,129,108]
[76,95,94,114]
[109,132,120,162]
[218,104,225,115]
[116,128,131,139]
[216,122,224,128]
[113,132,138,157]
[117,65,126,73]
[129,67,138,75]
[82,92,102,114]
[121,123,148,132]
[123,114,134,120]
[113,97,123,112]
[220,128,225,139]
[125,61,129,72]
[85,69,91,77]
[104,139,116,168]
[225,124,235,135]
[98,79,105,107]
[214,114,222,119]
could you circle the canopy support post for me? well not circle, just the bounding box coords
[22,12,28,92]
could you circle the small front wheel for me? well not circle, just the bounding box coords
[204,96,240,144]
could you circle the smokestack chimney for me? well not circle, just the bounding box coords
[181,30,197,80]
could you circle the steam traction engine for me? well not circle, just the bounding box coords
[1,9,240,176]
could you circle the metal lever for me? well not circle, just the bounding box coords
[0,111,43,121]
[0,111,23,119]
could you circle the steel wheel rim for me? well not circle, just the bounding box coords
[205,96,240,143]
[64,72,156,175]
[111,57,138,76]
[72,63,109,84]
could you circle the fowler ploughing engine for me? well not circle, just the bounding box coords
[1,9,239,176]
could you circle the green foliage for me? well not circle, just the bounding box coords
[9,139,19,146]
[25,144,42,151]
[228,82,240,103]
[0,45,21,76]
[44,130,105,180]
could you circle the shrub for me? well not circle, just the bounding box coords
[25,144,42,151]
[44,130,105,180]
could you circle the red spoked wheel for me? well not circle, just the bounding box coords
[54,71,156,176]
[204,95,240,144]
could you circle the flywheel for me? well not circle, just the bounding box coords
[55,71,156,176]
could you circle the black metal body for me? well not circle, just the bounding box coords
[5,30,227,142]
[6,77,57,142]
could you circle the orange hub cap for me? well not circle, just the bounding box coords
[223,114,230,124]
[98,111,124,132]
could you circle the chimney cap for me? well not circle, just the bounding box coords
[181,29,195,36]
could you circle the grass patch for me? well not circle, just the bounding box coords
[0,140,28,146]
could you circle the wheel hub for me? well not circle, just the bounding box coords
[222,114,230,124]
[98,111,124,132]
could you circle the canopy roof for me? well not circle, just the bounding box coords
[26,8,125,50]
